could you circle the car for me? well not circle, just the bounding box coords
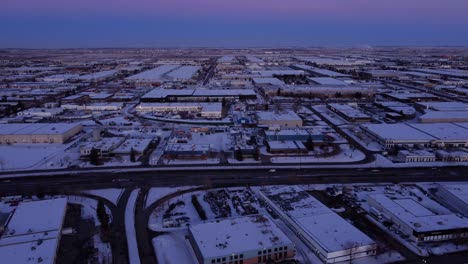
[268,169,276,173]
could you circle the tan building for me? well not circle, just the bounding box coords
[0,123,82,144]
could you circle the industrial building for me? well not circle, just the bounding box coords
[368,194,468,243]
[136,103,223,119]
[0,198,68,264]
[140,88,256,102]
[164,144,211,159]
[188,215,295,264]
[0,123,82,144]
[256,111,303,128]
[435,184,468,217]
[256,186,376,263]
[418,111,468,123]
[327,103,371,122]
[361,123,468,149]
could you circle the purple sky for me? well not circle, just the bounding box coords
[1,0,467,48]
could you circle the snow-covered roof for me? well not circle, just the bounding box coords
[308,77,347,86]
[190,215,292,259]
[260,186,374,253]
[166,66,201,80]
[252,77,285,85]
[3,198,67,236]
[415,102,468,111]
[439,184,468,204]
[419,111,468,122]
[362,124,435,142]
[76,70,118,80]
[410,123,468,141]
[0,123,81,135]
[369,194,468,233]
[126,65,180,81]
[256,111,302,122]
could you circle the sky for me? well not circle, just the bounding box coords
[0,0,467,48]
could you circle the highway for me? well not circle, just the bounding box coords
[1,166,468,196]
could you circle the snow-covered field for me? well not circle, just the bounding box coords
[145,186,198,209]
[270,145,365,164]
[82,188,124,205]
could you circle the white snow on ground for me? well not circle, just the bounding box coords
[152,232,196,264]
[82,188,124,205]
[0,143,80,171]
[93,233,112,264]
[145,186,198,209]
[271,145,365,163]
[125,189,141,264]
[68,195,113,225]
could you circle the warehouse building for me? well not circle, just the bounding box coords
[0,123,82,144]
[140,88,256,102]
[435,184,468,217]
[256,186,376,263]
[418,111,468,123]
[256,111,303,128]
[189,215,295,264]
[0,198,68,264]
[136,103,222,119]
[361,123,468,149]
[327,103,371,122]
[368,194,468,243]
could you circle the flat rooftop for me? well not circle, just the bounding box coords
[362,124,435,142]
[260,186,374,253]
[190,215,292,259]
[369,194,468,233]
[0,123,81,135]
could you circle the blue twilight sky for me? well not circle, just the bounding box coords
[0,0,467,48]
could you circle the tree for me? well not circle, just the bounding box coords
[96,200,109,229]
[235,148,243,161]
[276,88,281,96]
[90,147,100,165]
[130,148,136,162]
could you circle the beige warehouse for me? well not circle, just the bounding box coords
[0,123,82,144]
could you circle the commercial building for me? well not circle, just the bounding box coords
[435,150,468,162]
[164,144,211,159]
[136,103,222,119]
[266,140,308,154]
[418,111,468,123]
[256,111,303,128]
[382,93,438,103]
[0,198,68,264]
[17,107,64,118]
[0,123,82,144]
[435,184,468,217]
[327,103,371,123]
[368,194,468,243]
[61,103,124,111]
[397,150,436,163]
[256,186,376,263]
[140,88,256,102]
[361,123,468,149]
[188,215,295,264]
[126,65,200,83]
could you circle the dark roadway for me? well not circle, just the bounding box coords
[1,166,468,264]
[1,166,467,196]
